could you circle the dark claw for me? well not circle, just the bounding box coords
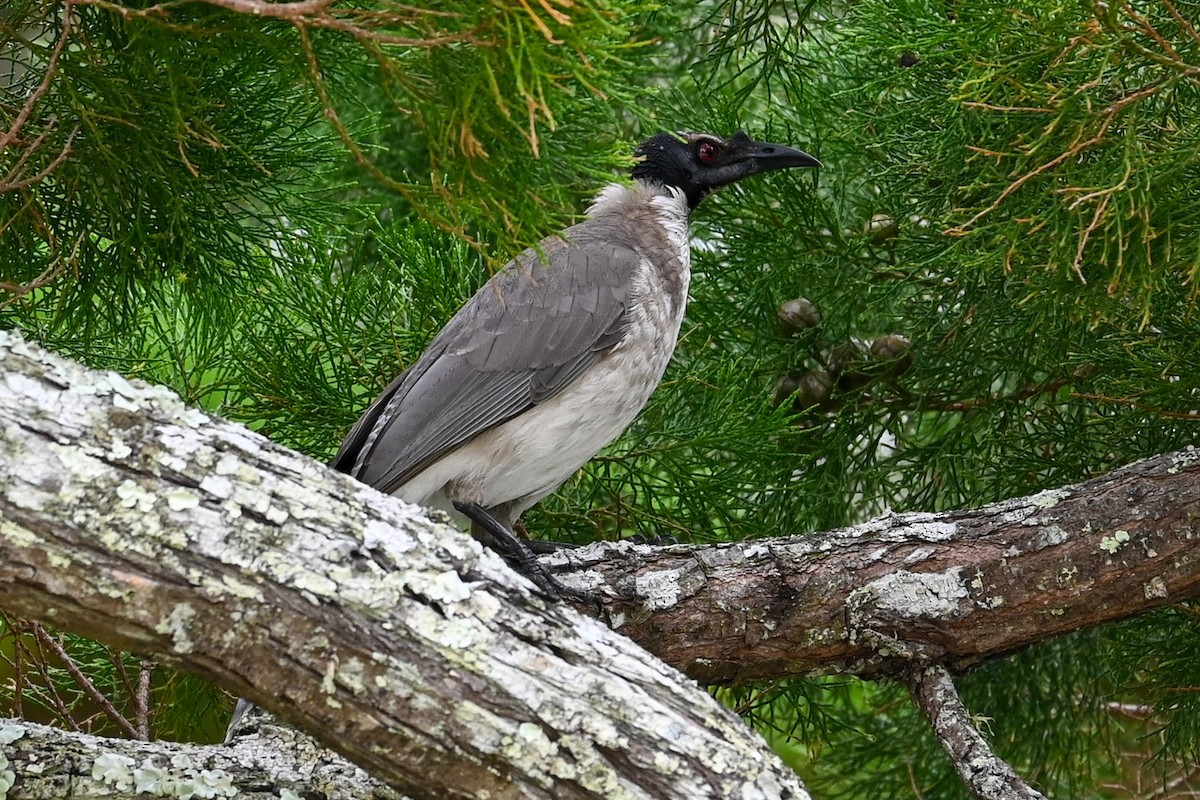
[453,501,599,608]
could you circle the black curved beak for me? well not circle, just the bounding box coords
[746,139,822,172]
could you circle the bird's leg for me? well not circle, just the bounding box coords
[453,501,594,604]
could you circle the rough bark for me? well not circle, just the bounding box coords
[0,715,402,800]
[549,448,1200,683]
[0,331,810,800]
[4,330,1200,798]
[908,665,1046,800]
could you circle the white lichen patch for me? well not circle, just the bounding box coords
[108,435,133,459]
[127,755,236,799]
[0,521,41,552]
[337,657,368,695]
[0,723,23,800]
[694,545,747,569]
[906,520,958,541]
[1144,576,1169,600]
[1100,530,1131,555]
[321,656,340,696]
[48,442,112,489]
[740,542,773,560]
[360,518,420,558]
[507,722,560,762]
[419,570,473,604]
[0,725,26,745]
[134,764,169,794]
[216,574,263,601]
[0,758,14,800]
[213,453,243,477]
[1035,525,1071,548]
[116,480,157,512]
[969,570,985,591]
[286,567,338,598]
[156,427,206,464]
[1030,488,1071,509]
[1167,445,1200,474]
[166,489,201,512]
[848,568,969,621]
[265,503,290,525]
[155,604,198,654]
[653,749,683,775]
[92,752,136,791]
[634,568,686,610]
[435,616,490,652]
[198,474,233,499]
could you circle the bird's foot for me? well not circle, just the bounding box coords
[453,501,598,608]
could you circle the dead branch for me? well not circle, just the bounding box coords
[909,665,1047,800]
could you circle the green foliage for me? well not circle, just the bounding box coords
[3,0,1200,794]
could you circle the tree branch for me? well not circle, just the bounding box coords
[4,329,1200,796]
[0,330,809,800]
[908,665,1047,800]
[0,715,403,800]
[548,447,1200,684]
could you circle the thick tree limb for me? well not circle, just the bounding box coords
[549,447,1200,683]
[4,330,1200,797]
[0,715,403,800]
[0,331,809,800]
[908,665,1047,800]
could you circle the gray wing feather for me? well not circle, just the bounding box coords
[332,223,641,495]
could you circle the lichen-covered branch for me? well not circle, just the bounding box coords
[908,665,1047,800]
[0,331,810,800]
[548,446,1200,684]
[4,328,1200,797]
[0,715,404,800]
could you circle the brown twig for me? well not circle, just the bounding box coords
[0,124,79,193]
[947,2,1195,239]
[1069,392,1200,422]
[0,228,85,310]
[32,623,142,740]
[137,659,155,740]
[946,116,1114,237]
[961,102,1055,114]
[1163,0,1200,49]
[26,627,82,732]
[895,374,1074,415]
[1121,1,1182,61]
[1070,192,1110,283]
[3,614,27,719]
[0,2,74,152]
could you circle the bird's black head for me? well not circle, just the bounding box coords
[631,130,821,211]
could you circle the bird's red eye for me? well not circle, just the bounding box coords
[697,141,718,165]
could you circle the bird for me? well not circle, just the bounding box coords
[332,130,821,597]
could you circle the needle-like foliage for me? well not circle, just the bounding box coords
[3,0,1200,794]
